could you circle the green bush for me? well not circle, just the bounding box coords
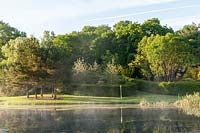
[133,79,165,94]
[133,79,200,95]
[63,79,200,97]
[164,81,200,95]
[64,83,137,97]
[184,67,200,80]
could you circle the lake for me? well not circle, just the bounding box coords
[0,105,200,133]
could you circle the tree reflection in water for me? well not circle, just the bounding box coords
[0,107,200,132]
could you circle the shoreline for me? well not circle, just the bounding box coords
[0,103,178,111]
[0,104,140,110]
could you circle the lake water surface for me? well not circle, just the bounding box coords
[0,106,200,133]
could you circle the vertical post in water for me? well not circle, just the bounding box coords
[120,85,122,100]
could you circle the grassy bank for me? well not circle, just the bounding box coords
[0,91,177,105]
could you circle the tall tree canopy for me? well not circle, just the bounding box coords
[0,19,198,96]
[1,37,40,95]
[141,18,174,36]
[177,23,200,65]
[135,33,193,81]
[0,21,26,46]
[40,31,69,97]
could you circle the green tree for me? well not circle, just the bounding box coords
[1,37,40,96]
[91,28,115,64]
[177,23,200,65]
[39,31,68,99]
[114,21,143,65]
[82,25,96,33]
[0,21,26,47]
[136,33,193,81]
[141,18,173,36]
[113,18,173,67]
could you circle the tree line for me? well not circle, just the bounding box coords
[0,18,199,96]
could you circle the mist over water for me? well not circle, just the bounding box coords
[0,107,200,132]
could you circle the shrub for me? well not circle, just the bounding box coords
[175,93,200,117]
[184,67,200,80]
[175,92,200,108]
[64,83,136,97]
[133,79,200,95]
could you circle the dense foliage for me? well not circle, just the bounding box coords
[0,19,199,96]
[135,33,193,81]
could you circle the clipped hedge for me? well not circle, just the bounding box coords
[164,81,200,95]
[64,83,137,97]
[63,79,200,97]
[133,79,200,95]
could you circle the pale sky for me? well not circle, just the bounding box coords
[0,0,199,37]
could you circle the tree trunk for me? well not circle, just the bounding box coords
[51,87,54,98]
[111,74,113,85]
[27,92,29,98]
[53,90,57,100]
[41,88,43,97]
[26,86,29,98]
[51,87,56,100]
[53,80,57,100]
[35,88,37,99]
